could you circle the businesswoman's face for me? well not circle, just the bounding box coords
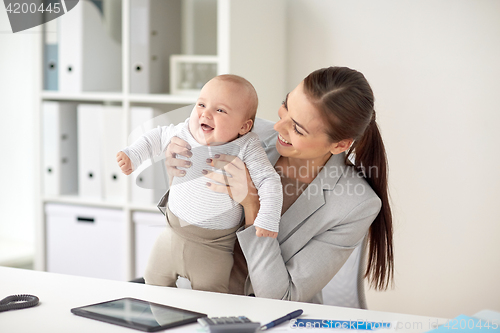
[274,81,348,162]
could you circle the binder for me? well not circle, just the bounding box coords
[43,18,58,91]
[77,104,104,199]
[130,107,168,204]
[42,102,78,196]
[58,0,121,92]
[130,0,182,93]
[101,106,125,201]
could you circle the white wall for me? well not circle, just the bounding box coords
[0,11,39,245]
[286,0,500,318]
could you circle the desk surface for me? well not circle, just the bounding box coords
[0,267,446,332]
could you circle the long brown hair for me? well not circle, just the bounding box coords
[303,66,394,290]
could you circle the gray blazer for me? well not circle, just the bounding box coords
[236,118,382,304]
[157,118,381,304]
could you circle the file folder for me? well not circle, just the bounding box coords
[130,107,167,204]
[130,0,182,93]
[181,0,217,55]
[42,102,78,196]
[58,0,121,92]
[77,104,104,199]
[43,18,58,91]
[101,106,125,201]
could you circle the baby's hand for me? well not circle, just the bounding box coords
[255,226,278,238]
[116,151,133,175]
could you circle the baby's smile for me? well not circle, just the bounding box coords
[200,122,214,132]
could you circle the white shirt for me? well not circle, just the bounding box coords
[122,118,282,231]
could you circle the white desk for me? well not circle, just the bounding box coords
[0,267,447,332]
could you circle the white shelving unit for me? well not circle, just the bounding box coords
[35,0,285,281]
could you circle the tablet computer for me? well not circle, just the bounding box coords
[71,297,207,332]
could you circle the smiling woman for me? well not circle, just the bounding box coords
[273,82,350,182]
[300,67,393,290]
[163,67,394,304]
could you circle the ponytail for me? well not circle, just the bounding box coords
[347,115,394,290]
[303,67,394,290]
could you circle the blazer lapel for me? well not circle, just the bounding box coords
[277,152,347,245]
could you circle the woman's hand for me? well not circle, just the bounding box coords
[164,137,192,185]
[203,154,261,227]
[204,154,257,207]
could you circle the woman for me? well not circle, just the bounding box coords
[163,67,394,303]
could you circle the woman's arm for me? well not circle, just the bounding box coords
[203,153,279,238]
[203,153,261,219]
[238,197,381,302]
[205,153,381,301]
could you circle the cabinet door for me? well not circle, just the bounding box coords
[133,211,165,278]
[46,204,127,281]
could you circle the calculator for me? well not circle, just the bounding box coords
[197,316,261,333]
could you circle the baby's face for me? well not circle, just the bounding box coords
[188,78,253,146]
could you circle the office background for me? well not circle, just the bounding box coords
[1,0,499,319]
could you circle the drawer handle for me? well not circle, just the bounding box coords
[77,217,95,223]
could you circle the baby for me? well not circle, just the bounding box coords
[116,74,282,293]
